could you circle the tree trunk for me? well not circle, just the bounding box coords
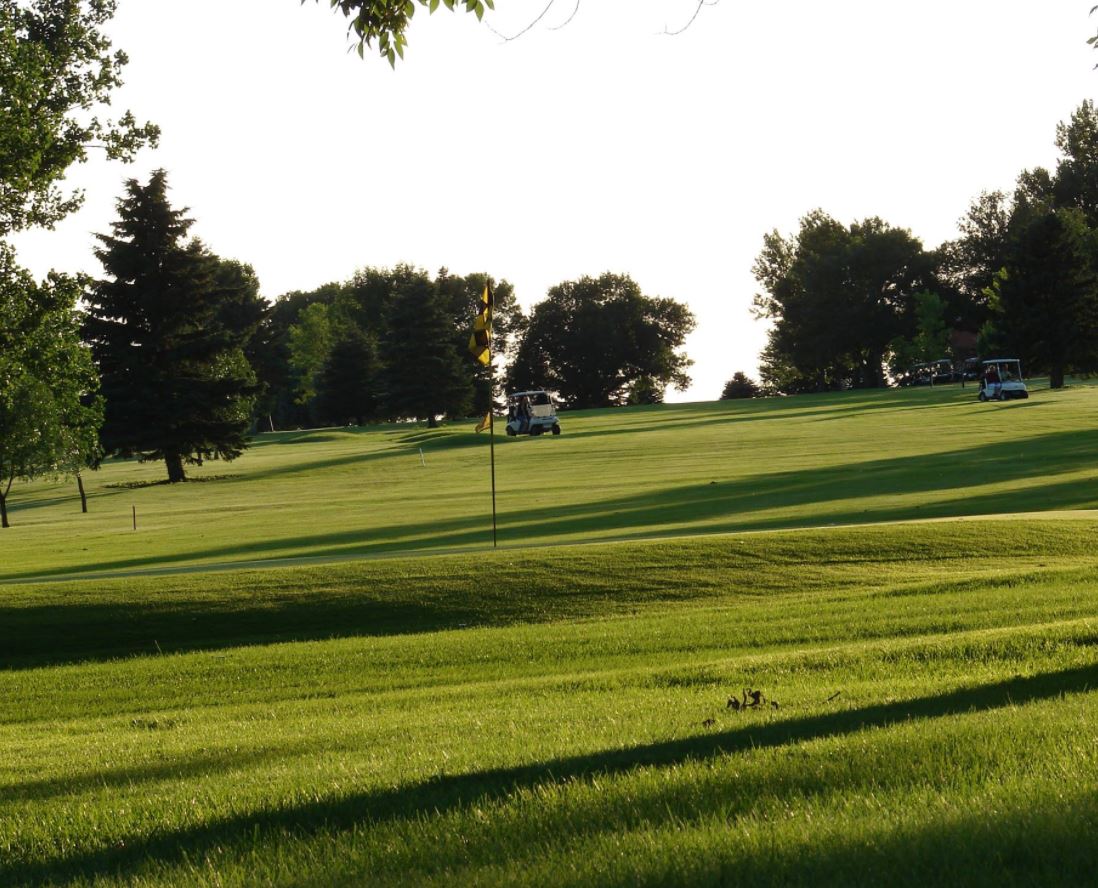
[1050,364,1065,389]
[0,471,11,528]
[77,473,88,513]
[165,453,187,483]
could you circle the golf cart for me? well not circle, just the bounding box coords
[506,390,561,437]
[978,358,1029,401]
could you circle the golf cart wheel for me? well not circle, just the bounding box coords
[506,426,517,437]
[551,424,561,435]
[978,391,987,402]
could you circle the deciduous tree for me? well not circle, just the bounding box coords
[0,245,101,527]
[991,209,1098,389]
[0,0,157,235]
[507,273,694,409]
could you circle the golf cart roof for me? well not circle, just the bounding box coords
[509,390,551,398]
[982,358,1020,364]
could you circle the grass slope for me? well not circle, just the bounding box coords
[2,525,1098,885]
[3,380,1098,580]
[2,382,1098,885]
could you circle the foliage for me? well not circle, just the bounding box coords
[379,266,471,426]
[0,0,158,235]
[887,290,951,380]
[507,272,694,408]
[720,371,760,400]
[259,267,522,428]
[316,325,382,425]
[1051,99,1098,226]
[989,209,1098,389]
[287,302,333,410]
[317,0,494,65]
[753,211,937,392]
[0,244,100,527]
[83,171,260,482]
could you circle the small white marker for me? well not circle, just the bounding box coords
[419,448,426,467]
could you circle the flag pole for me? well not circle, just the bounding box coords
[488,279,498,548]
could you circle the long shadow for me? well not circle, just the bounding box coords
[0,592,523,670]
[5,426,1098,587]
[0,739,339,804]
[6,664,1095,886]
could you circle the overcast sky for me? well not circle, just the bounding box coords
[11,1,1097,401]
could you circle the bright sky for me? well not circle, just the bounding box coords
[11,0,1097,402]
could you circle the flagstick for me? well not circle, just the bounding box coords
[488,309,498,549]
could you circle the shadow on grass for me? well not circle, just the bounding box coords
[5,426,1098,588]
[6,664,1095,886]
[0,739,335,805]
[0,593,507,670]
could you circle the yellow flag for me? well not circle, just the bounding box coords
[467,280,493,366]
[475,412,491,433]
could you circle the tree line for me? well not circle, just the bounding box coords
[3,166,694,518]
[744,101,1098,397]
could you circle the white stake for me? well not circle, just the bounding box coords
[419,448,426,467]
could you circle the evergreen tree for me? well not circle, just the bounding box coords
[317,326,382,425]
[720,372,760,400]
[381,269,471,426]
[83,171,259,482]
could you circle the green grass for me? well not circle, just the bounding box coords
[3,381,1098,885]
[3,379,1098,581]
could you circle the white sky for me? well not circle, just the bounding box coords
[10,0,1097,402]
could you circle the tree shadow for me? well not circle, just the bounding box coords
[5,426,1098,588]
[6,664,1094,886]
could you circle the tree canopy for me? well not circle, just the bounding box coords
[0,0,158,235]
[507,273,694,409]
[989,209,1098,390]
[0,244,100,527]
[753,212,940,393]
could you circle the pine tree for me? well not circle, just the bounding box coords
[317,326,382,426]
[381,270,471,427]
[83,171,259,482]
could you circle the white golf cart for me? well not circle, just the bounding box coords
[978,358,1029,401]
[506,390,561,437]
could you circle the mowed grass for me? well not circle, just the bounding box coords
[3,379,1098,580]
[3,524,1098,885]
[3,381,1098,885]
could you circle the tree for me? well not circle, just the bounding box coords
[380,267,471,426]
[753,211,935,392]
[0,0,158,235]
[990,209,1098,390]
[507,273,694,409]
[1051,99,1098,227]
[937,190,1012,331]
[287,302,334,415]
[83,171,259,482]
[0,245,101,527]
[316,0,715,64]
[317,326,382,425]
[720,372,760,400]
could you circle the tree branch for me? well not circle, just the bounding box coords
[662,0,719,37]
